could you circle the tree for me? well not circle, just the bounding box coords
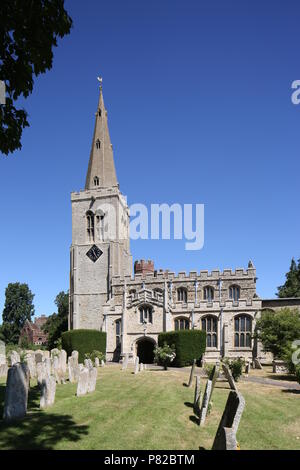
[1,282,35,343]
[277,258,300,298]
[254,308,300,359]
[0,0,72,155]
[154,342,176,370]
[42,290,68,349]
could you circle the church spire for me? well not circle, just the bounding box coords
[85,79,118,190]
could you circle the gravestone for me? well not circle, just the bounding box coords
[25,352,36,379]
[212,391,245,450]
[3,363,30,421]
[36,361,47,386]
[45,357,52,377]
[122,354,129,370]
[60,350,67,376]
[134,356,139,374]
[139,363,144,372]
[52,355,65,384]
[199,379,212,426]
[222,364,238,392]
[88,367,97,393]
[0,363,8,378]
[193,375,201,415]
[68,351,80,383]
[245,362,250,376]
[101,360,105,367]
[94,357,100,368]
[84,358,93,369]
[77,367,89,396]
[9,350,20,366]
[209,364,220,391]
[272,360,288,374]
[40,375,56,408]
[35,351,43,364]
[187,359,196,387]
[254,358,263,370]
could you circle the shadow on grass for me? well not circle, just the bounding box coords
[184,401,194,409]
[281,388,300,395]
[266,374,297,382]
[0,383,89,449]
[189,415,199,426]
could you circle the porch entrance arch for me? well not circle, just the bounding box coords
[136,337,156,364]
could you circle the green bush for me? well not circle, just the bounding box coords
[158,330,206,367]
[295,365,300,385]
[204,363,215,378]
[223,357,244,381]
[61,329,106,363]
[85,350,105,364]
[154,342,176,370]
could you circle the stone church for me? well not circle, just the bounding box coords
[69,84,299,364]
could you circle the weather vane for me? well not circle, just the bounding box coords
[97,76,103,88]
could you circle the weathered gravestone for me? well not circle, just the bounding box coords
[272,360,288,374]
[25,352,36,379]
[199,379,212,426]
[101,360,105,367]
[60,350,67,376]
[52,355,65,384]
[3,363,30,421]
[254,358,263,370]
[87,367,97,393]
[212,391,245,450]
[245,362,250,376]
[187,359,196,387]
[36,361,47,386]
[94,357,100,368]
[9,350,20,366]
[84,358,93,369]
[134,356,139,374]
[139,363,144,372]
[0,340,6,366]
[68,351,80,383]
[40,375,56,408]
[45,357,52,377]
[35,351,44,364]
[77,367,89,396]
[222,364,238,392]
[193,375,201,415]
[121,354,129,370]
[209,364,220,390]
[0,363,8,378]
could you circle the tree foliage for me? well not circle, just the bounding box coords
[255,308,300,359]
[154,342,176,370]
[277,258,300,298]
[0,282,35,343]
[0,0,72,154]
[42,290,69,349]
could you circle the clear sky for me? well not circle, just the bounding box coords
[1,0,300,319]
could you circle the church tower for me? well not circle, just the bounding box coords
[69,81,132,331]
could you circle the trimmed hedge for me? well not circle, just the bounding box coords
[61,329,106,363]
[158,330,206,367]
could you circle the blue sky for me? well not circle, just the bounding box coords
[1,0,300,319]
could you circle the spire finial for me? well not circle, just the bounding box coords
[97,76,103,89]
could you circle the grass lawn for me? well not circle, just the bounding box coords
[0,366,299,450]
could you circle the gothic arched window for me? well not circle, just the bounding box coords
[201,315,218,348]
[116,319,121,346]
[174,317,190,331]
[94,176,99,186]
[86,211,94,242]
[177,287,187,303]
[229,285,240,302]
[139,305,153,324]
[204,286,214,301]
[234,315,252,347]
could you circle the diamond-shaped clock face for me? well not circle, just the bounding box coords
[86,245,103,263]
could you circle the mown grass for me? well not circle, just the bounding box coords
[0,366,299,450]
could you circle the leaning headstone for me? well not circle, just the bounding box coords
[187,359,196,387]
[193,375,201,415]
[94,357,100,368]
[134,356,139,374]
[222,364,238,392]
[101,360,105,367]
[9,350,20,366]
[209,364,220,391]
[3,363,30,421]
[40,375,56,408]
[199,379,212,426]
[254,358,263,370]
[87,367,97,393]
[76,367,89,396]
[122,354,129,371]
[212,391,246,450]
